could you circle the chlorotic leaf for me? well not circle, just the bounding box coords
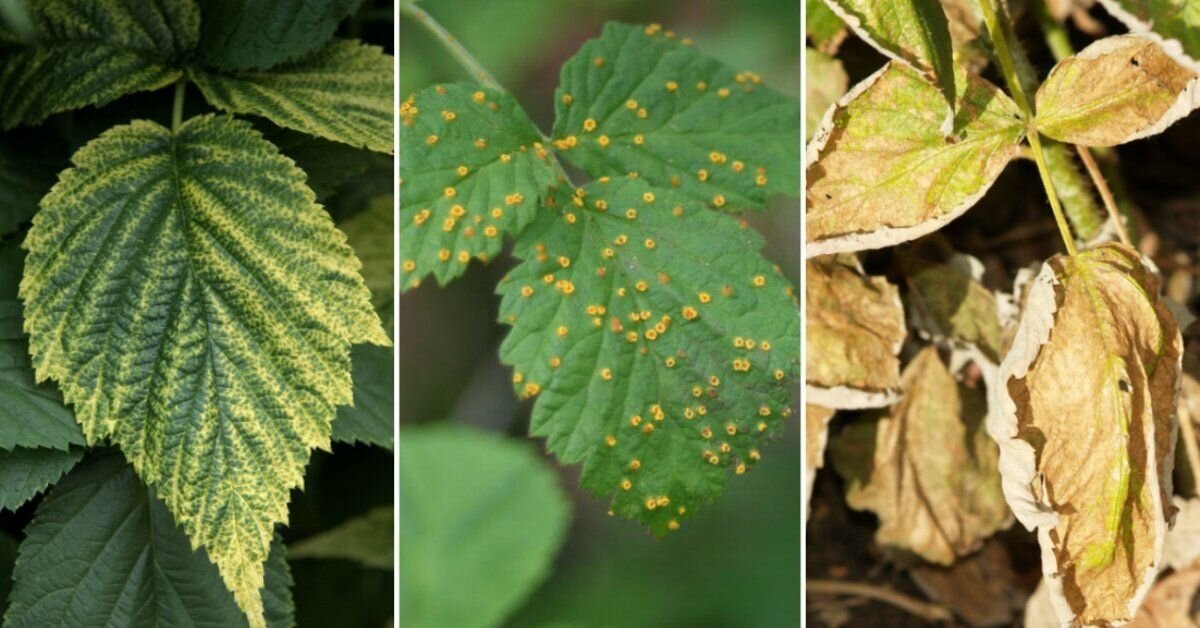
[823,0,958,123]
[806,255,905,409]
[1,300,82,451]
[289,505,391,569]
[990,242,1180,625]
[332,344,394,449]
[1035,35,1200,147]
[806,0,847,54]
[192,40,393,153]
[258,124,389,200]
[805,48,848,141]
[399,425,569,628]
[20,115,387,627]
[806,63,1024,256]
[497,178,799,535]
[0,143,57,237]
[5,453,293,628]
[804,403,835,520]
[399,84,559,289]
[1095,0,1200,71]
[0,446,82,511]
[551,22,800,210]
[831,346,1008,565]
[0,0,198,129]
[199,0,363,71]
[904,252,1003,361]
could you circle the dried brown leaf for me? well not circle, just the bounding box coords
[906,252,1003,362]
[908,539,1025,626]
[991,242,1182,625]
[805,403,836,521]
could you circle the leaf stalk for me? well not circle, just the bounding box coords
[399,2,502,91]
[172,80,186,133]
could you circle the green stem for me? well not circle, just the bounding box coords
[172,80,186,132]
[399,2,502,91]
[979,0,1077,256]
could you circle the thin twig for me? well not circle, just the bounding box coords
[1075,145,1131,246]
[807,579,953,623]
[1178,398,1200,495]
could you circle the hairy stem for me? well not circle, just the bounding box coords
[399,2,502,91]
[979,0,1077,256]
[172,80,186,132]
[1076,145,1131,246]
[808,580,954,622]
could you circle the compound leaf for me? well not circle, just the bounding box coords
[332,344,394,449]
[1095,0,1200,70]
[199,0,363,71]
[991,242,1179,625]
[192,40,393,153]
[399,425,569,628]
[823,0,957,120]
[20,115,387,626]
[289,505,391,569]
[497,177,799,535]
[552,22,800,210]
[0,0,198,129]
[831,346,1008,565]
[0,446,82,512]
[806,63,1024,256]
[1035,35,1200,146]
[806,255,905,409]
[399,84,559,289]
[805,48,848,141]
[5,453,293,628]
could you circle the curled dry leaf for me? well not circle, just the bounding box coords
[804,403,836,520]
[805,62,1024,257]
[905,252,1003,362]
[1127,561,1200,627]
[830,346,1009,565]
[806,255,905,409]
[908,539,1025,627]
[1095,0,1200,71]
[1035,35,1200,147]
[1164,497,1200,572]
[991,242,1181,625]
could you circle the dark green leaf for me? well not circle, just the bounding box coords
[333,344,394,449]
[199,0,363,70]
[0,446,82,511]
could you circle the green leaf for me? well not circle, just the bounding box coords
[5,453,294,628]
[1034,34,1199,147]
[400,425,569,628]
[805,47,848,141]
[824,0,957,120]
[806,0,847,53]
[0,300,82,451]
[20,114,387,627]
[904,252,1003,362]
[199,0,363,71]
[1096,0,1200,69]
[0,0,199,128]
[289,505,391,569]
[551,22,800,210]
[0,142,57,237]
[342,193,393,311]
[332,344,394,449]
[257,124,389,200]
[806,62,1024,256]
[192,40,393,153]
[0,446,82,511]
[399,84,560,289]
[497,177,799,535]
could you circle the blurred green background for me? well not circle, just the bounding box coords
[399,1,802,626]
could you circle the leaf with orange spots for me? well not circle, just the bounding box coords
[400,84,561,289]
[806,62,1024,257]
[497,177,799,535]
[830,346,1008,565]
[551,22,800,211]
[991,243,1180,625]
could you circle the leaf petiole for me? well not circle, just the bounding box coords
[172,79,186,133]
[399,2,502,91]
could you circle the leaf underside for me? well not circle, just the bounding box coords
[399,83,559,289]
[0,0,198,129]
[806,62,1024,256]
[20,114,386,626]
[192,40,394,153]
[552,22,800,210]
[497,177,799,535]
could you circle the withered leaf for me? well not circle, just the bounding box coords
[805,48,848,142]
[806,255,905,409]
[1127,562,1200,628]
[806,63,1024,257]
[1035,35,1200,147]
[991,242,1181,625]
[804,403,836,520]
[831,346,1009,565]
[906,252,1003,362]
[909,539,1024,627]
